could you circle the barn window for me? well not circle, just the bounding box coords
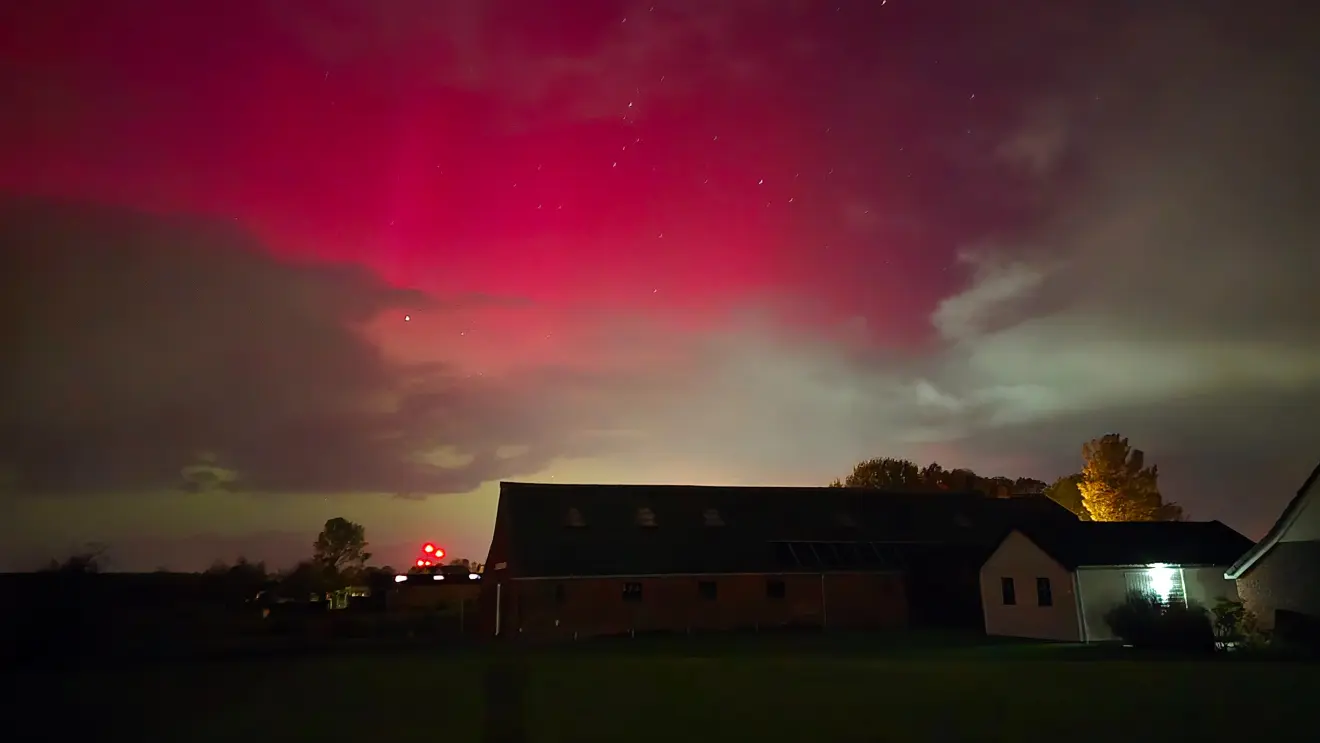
[554,584,566,603]
[792,542,823,569]
[635,507,657,527]
[833,542,862,568]
[815,542,842,568]
[835,511,858,528]
[773,542,800,568]
[766,580,786,599]
[1001,577,1016,605]
[702,508,724,526]
[564,508,585,527]
[698,581,717,600]
[622,582,643,601]
[1036,577,1053,607]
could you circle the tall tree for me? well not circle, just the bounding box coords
[313,517,371,572]
[1013,478,1048,496]
[843,458,926,489]
[1078,434,1171,521]
[1044,474,1091,521]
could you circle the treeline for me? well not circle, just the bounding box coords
[833,433,1185,522]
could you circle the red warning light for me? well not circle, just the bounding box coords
[416,559,426,567]
[433,548,446,559]
[422,543,435,554]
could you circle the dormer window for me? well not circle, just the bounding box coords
[564,507,585,527]
[835,511,858,528]
[636,507,657,527]
[703,508,724,527]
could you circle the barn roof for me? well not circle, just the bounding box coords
[493,482,1079,578]
[1015,520,1255,570]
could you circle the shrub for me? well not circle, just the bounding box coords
[1104,592,1215,653]
[1210,598,1269,650]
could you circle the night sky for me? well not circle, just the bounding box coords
[2,1,1317,571]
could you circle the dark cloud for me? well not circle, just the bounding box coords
[0,198,557,496]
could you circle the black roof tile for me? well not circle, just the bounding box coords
[1017,520,1254,569]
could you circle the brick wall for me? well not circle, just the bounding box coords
[1235,540,1320,628]
[502,572,906,640]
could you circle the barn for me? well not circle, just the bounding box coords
[479,482,1078,641]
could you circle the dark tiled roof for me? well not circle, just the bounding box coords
[1225,460,1320,579]
[1018,520,1255,569]
[495,482,1078,578]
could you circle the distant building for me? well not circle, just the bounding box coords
[1225,461,1320,636]
[388,569,481,623]
[480,482,1077,641]
[981,521,1252,642]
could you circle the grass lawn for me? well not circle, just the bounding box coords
[16,634,1320,742]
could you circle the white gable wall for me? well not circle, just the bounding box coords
[1277,477,1320,542]
[980,530,1081,642]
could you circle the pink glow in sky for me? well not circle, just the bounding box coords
[2,1,1318,570]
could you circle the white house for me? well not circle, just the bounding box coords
[981,521,1253,642]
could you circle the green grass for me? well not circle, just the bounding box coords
[17,634,1320,742]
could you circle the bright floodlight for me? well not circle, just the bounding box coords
[433,575,444,581]
[394,574,407,583]
[1147,564,1177,603]
[468,573,480,580]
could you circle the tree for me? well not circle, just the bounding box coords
[1013,477,1048,495]
[203,556,270,602]
[280,560,333,598]
[1078,434,1173,521]
[312,517,371,573]
[841,458,926,489]
[1044,474,1091,521]
[43,543,109,573]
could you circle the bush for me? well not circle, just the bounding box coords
[1104,592,1215,653]
[1211,598,1269,651]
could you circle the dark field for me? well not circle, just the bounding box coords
[14,634,1320,742]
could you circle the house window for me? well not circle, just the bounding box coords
[1001,577,1016,605]
[702,508,724,526]
[766,580,786,599]
[635,507,657,527]
[622,582,643,601]
[564,508,585,527]
[1036,577,1053,607]
[554,583,566,603]
[1125,566,1185,605]
[698,581,717,600]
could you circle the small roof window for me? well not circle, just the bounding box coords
[564,507,585,527]
[703,508,725,527]
[636,507,657,527]
[835,511,858,528]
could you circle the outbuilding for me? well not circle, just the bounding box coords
[980,521,1253,642]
